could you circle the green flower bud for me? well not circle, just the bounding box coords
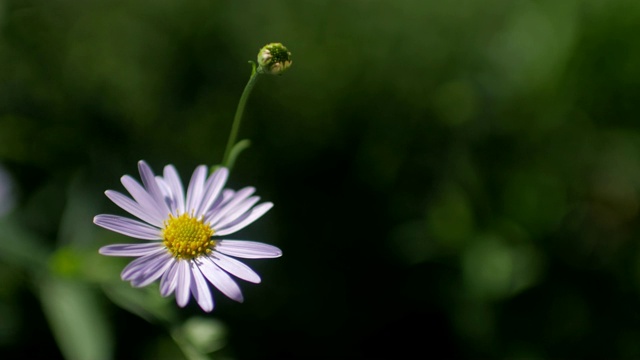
[257,43,292,75]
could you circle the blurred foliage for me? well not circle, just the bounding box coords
[1,0,640,358]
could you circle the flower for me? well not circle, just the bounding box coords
[257,42,292,75]
[94,160,282,312]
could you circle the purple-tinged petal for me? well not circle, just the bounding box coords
[99,242,164,257]
[131,253,174,288]
[121,249,167,281]
[105,190,164,228]
[185,165,207,214]
[195,167,228,218]
[212,196,260,230]
[205,189,236,219]
[94,215,162,240]
[199,258,244,303]
[160,260,179,297]
[215,240,282,259]
[210,252,261,283]
[190,262,214,312]
[121,175,166,221]
[175,260,192,307]
[138,161,171,216]
[214,202,273,236]
[163,165,185,215]
[206,187,255,225]
[155,177,177,216]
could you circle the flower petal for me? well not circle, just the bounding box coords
[190,262,214,312]
[105,190,164,228]
[215,240,282,259]
[138,161,171,216]
[185,165,207,214]
[121,249,167,281]
[155,177,177,216]
[131,253,174,288]
[99,242,164,257]
[206,187,255,226]
[94,215,162,240]
[212,196,260,230]
[205,189,236,219]
[210,252,261,283]
[214,202,273,236]
[160,260,179,297]
[121,175,166,221]
[199,258,244,303]
[195,167,228,218]
[175,260,192,307]
[163,165,185,215]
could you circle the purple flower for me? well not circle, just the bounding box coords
[94,160,281,312]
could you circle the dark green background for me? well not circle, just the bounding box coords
[1,0,640,358]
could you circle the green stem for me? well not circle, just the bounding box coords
[221,63,261,170]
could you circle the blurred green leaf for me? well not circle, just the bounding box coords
[101,282,176,325]
[57,174,100,248]
[427,185,475,249]
[0,215,50,270]
[49,246,83,277]
[502,169,567,233]
[462,234,543,301]
[38,276,113,360]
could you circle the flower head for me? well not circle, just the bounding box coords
[257,42,292,75]
[94,160,281,312]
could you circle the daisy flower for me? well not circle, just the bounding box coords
[94,160,281,312]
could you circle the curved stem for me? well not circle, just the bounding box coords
[221,65,260,170]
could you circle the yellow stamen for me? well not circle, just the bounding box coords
[162,213,215,260]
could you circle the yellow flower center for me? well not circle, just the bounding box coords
[162,213,215,260]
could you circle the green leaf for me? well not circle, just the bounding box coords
[101,282,176,325]
[38,277,113,360]
[0,215,50,270]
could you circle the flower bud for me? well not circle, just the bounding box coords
[257,43,292,75]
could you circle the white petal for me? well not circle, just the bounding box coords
[121,175,166,221]
[205,189,236,219]
[105,190,164,228]
[214,202,273,236]
[190,262,214,312]
[219,189,236,204]
[195,167,228,218]
[211,251,261,283]
[199,258,244,302]
[99,242,164,257]
[215,240,282,259]
[185,165,207,214]
[138,161,171,216]
[175,260,192,307]
[121,249,168,281]
[206,187,256,226]
[94,215,162,240]
[155,177,177,216]
[160,260,179,297]
[131,253,174,288]
[212,196,260,230]
[163,165,185,215]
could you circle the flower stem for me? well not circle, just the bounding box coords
[221,63,260,170]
